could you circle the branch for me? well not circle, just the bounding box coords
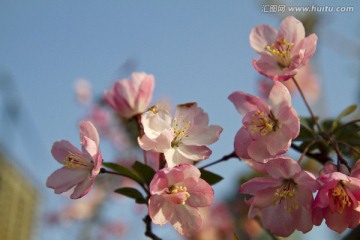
[143,214,162,240]
[200,151,237,169]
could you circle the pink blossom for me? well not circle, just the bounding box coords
[313,167,360,233]
[229,81,299,170]
[104,72,155,118]
[46,121,102,199]
[138,103,223,167]
[250,16,317,81]
[149,164,214,236]
[239,157,320,237]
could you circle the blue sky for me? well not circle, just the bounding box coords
[1,0,360,239]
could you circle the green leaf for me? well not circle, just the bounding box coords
[200,169,223,185]
[102,162,144,184]
[132,161,156,185]
[114,187,147,204]
[332,104,357,130]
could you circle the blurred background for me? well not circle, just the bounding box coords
[1,0,360,239]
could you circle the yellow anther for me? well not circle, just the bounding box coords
[265,37,294,68]
[171,117,190,147]
[249,111,278,136]
[273,179,298,214]
[169,185,191,205]
[64,152,88,169]
[149,105,158,114]
[332,181,351,214]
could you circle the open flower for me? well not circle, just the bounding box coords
[229,81,299,171]
[313,166,360,233]
[104,72,155,118]
[46,121,102,199]
[250,16,317,81]
[148,164,214,236]
[239,157,320,237]
[138,103,222,167]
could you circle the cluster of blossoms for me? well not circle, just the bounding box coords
[46,15,360,239]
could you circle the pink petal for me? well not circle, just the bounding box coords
[141,108,172,139]
[249,24,277,53]
[265,126,292,156]
[323,210,349,233]
[294,171,319,192]
[234,128,251,159]
[46,167,88,194]
[164,148,193,168]
[262,204,296,237]
[187,179,214,207]
[253,56,297,81]
[183,125,223,146]
[133,73,155,113]
[51,140,82,165]
[71,177,95,199]
[177,145,212,161]
[79,120,99,148]
[240,177,280,195]
[268,81,292,115]
[228,91,268,116]
[170,205,202,236]
[149,195,174,225]
[265,157,301,179]
[247,139,271,162]
[177,164,201,181]
[81,136,98,159]
[277,106,300,138]
[291,33,318,68]
[278,16,305,45]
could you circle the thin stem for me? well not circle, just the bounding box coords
[330,139,351,171]
[297,140,319,164]
[143,214,162,240]
[337,140,360,156]
[143,150,148,165]
[291,143,332,163]
[200,151,237,169]
[292,77,322,133]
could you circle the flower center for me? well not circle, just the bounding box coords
[332,180,351,214]
[171,117,190,147]
[169,185,191,205]
[273,179,298,213]
[249,111,279,136]
[266,38,294,68]
[64,152,89,169]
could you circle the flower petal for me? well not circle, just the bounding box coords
[265,157,301,179]
[278,16,305,45]
[170,205,202,236]
[149,195,174,225]
[79,120,100,148]
[46,167,88,194]
[187,179,214,207]
[71,177,94,199]
[228,91,268,116]
[51,140,82,165]
[250,24,277,53]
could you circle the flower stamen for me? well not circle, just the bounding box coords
[332,180,351,214]
[250,111,279,135]
[169,185,191,205]
[64,152,88,169]
[273,179,298,213]
[266,38,294,68]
